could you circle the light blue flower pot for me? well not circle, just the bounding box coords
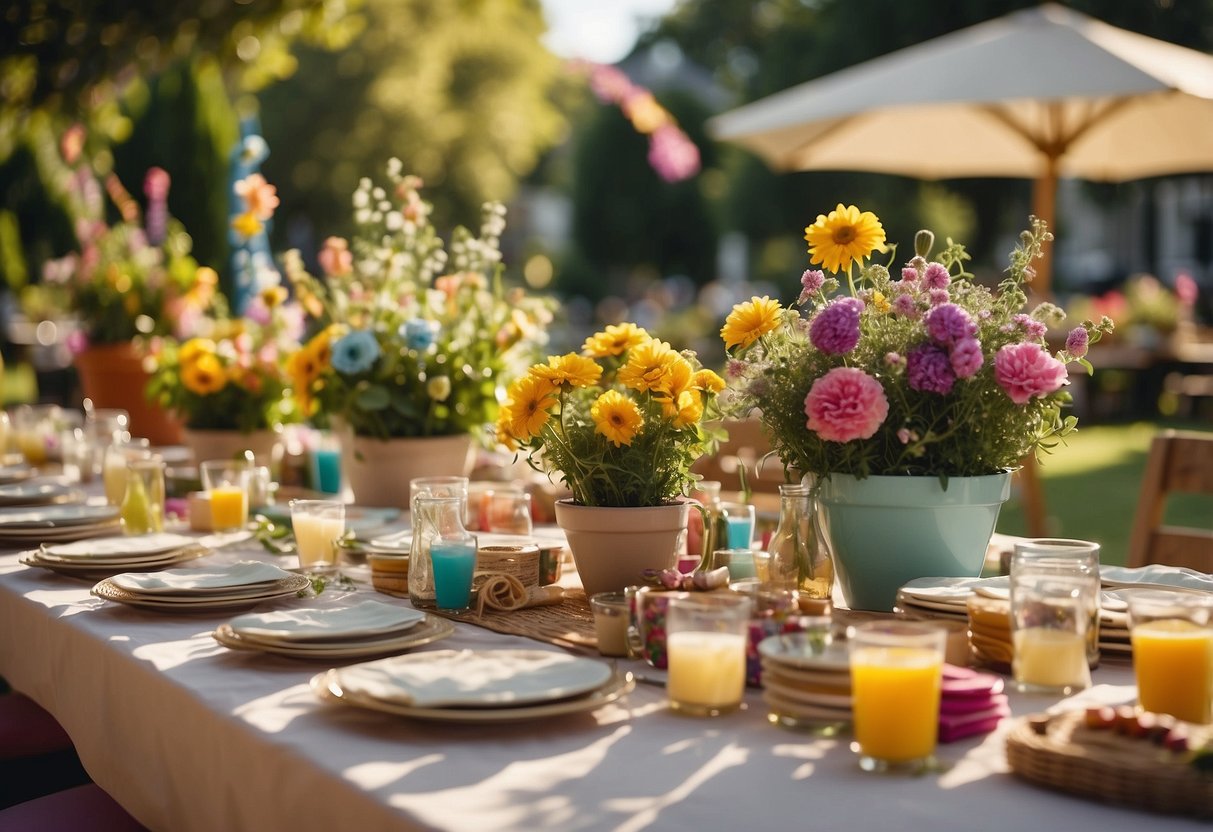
[817,472,1012,612]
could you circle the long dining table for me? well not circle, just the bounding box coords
[0,532,1208,832]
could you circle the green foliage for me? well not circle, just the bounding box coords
[258,0,567,237]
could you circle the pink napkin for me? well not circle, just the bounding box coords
[938,664,1009,742]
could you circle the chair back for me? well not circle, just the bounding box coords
[692,419,791,502]
[1126,430,1213,571]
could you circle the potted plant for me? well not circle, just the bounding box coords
[721,204,1114,610]
[496,324,727,595]
[283,161,555,507]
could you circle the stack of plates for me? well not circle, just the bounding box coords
[758,633,852,731]
[213,600,455,659]
[895,577,1000,622]
[0,481,83,507]
[20,532,209,579]
[0,462,35,484]
[0,504,120,545]
[312,649,633,722]
[91,561,310,612]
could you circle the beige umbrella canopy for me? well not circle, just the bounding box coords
[708,3,1213,294]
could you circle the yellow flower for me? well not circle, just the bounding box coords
[721,296,782,350]
[804,204,886,274]
[665,388,704,429]
[231,211,263,239]
[652,355,693,405]
[617,339,677,393]
[531,353,603,388]
[692,369,726,394]
[178,338,217,367]
[181,352,227,395]
[259,285,288,309]
[426,376,451,402]
[582,323,650,358]
[592,390,643,447]
[504,374,559,440]
[871,291,890,314]
[494,415,519,452]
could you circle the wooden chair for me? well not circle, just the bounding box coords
[692,419,791,513]
[1126,430,1213,571]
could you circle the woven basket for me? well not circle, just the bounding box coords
[475,544,540,589]
[1005,711,1213,819]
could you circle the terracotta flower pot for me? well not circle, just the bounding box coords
[73,342,183,445]
[181,428,283,469]
[340,432,476,509]
[554,499,689,597]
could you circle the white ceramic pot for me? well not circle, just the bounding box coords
[554,499,689,597]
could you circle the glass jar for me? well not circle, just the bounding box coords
[767,482,834,599]
[693,480,728,570]
[408,495,476,609]
[103,437,151,505]
[121,457,166,535]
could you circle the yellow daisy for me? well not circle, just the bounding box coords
[504,374,559,440]
[531,353,603,388]
[721,296,782,350]
[591,390,643,447]
[804,204,886,274]
[231,210,263,239]
[617,339,677,393]
[178,338,217,367]
[664,388,704,429]
[692,369,726,394]
[181,352,227,395]
[652,355,693,405]
[582,323,650,358]
[494,414,519,452]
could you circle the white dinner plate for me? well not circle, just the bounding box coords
[758,658,850,690]
[313,667,633,723]
[1100,566,1213,593]
[0,520,123,544]
[213,616,454,659]
[42,533,199,561]
[0,504,119,528]
[899,576,1007,601]
[110,561,297,594]
[0,481,82,507]
[334,649,615,708]
[21,545,209,579]
[761,676,852,710]
[757,633,850,672]
[91,575,310,611]
[228,600,425,642]
[0,463,35,484]
[761,688,853,723]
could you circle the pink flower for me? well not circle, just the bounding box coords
[923,262,950,290]
[798,269,826,304]
[994,343,1068,404]
[804,367,889,443]
[1065,327,1089,359]
[900,266,919,283]
[949,337,984,378]
[1175,272,1198,307]
[647,125,700,183]
[234,173,279,221]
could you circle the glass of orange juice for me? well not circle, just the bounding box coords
[850,621,946,773]
[1128,590,1213,724]
[200,460,252,532]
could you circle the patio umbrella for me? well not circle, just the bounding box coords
[708,3,1213,295]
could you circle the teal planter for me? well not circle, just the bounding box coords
[818,472,1012,612]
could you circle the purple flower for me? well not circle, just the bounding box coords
[799,269,826,301]
[906,344,956,395]
[1065,327,1089,359]
[809,297,863,355]
[928,288,950,306]
[923,262,950,290]
[1012,313,1047,339]
[925,303,977,346]
[900,266,919,282]
[726,358,747,378]
[892,293,919,319]
[950,337,984,378]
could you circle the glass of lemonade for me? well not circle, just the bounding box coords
[289,499,346,573]
[200,460,252,532]
[1009,552,1097,694]
[850,621,946,773]
[1128,590,1213,724]
[665,594,752,717]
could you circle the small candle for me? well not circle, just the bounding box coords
[590,592,630,657]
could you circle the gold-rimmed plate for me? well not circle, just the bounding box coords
[91,574,311,611]
[21,544,211,579]
[212,615,454,660]
[311,666,634,723]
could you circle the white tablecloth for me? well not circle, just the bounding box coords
[0,541,1206,832]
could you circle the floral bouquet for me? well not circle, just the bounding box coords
[496,323,726,507]
[720,204,1114,480]
[284,160,555,440]
[31,140,213,348]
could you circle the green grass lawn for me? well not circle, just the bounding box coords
[996,420,1213,566]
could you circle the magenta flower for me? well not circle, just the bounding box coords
[949,337,984,378]
[928,288,950,306]
[1175,272,1198,306]
[1064,327,1089,359]
[809,297,864,355]
[923,262,950,290]
[925,303,977,346]
[892,293,919,319]
[907,344,956,395]
[648,125,701,183]
[994,343,1068,404]
[1010,313,1047,339]
[900,266,919,283]
[798,269,826,304]
[804,367,889,442]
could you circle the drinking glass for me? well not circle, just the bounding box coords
[720,502,755,549]
[200,460,252,532]
[1008,553,1096,694]
[12,404,61,466]
[308,431,342,495]
[85,408,129,478]
[120,457,166,535]
[665,594,752,716]
[1127,590,1213,724]
[711,547,768,581]
[483,490,533,535]
[410,495,477,610]
[409,476,469,508]
[1013,539,1101,666]
[289,499,346,573]
[103,437,152,505]
[850,621,946,773]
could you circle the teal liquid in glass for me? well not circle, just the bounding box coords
[311,449,342,494]
[431,541,477,609]
[726,516,753,549]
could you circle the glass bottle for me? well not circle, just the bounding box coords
[767,482,834,598]
[409,495,477,609]
[694,481,729,570]
[121,457,166,535]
